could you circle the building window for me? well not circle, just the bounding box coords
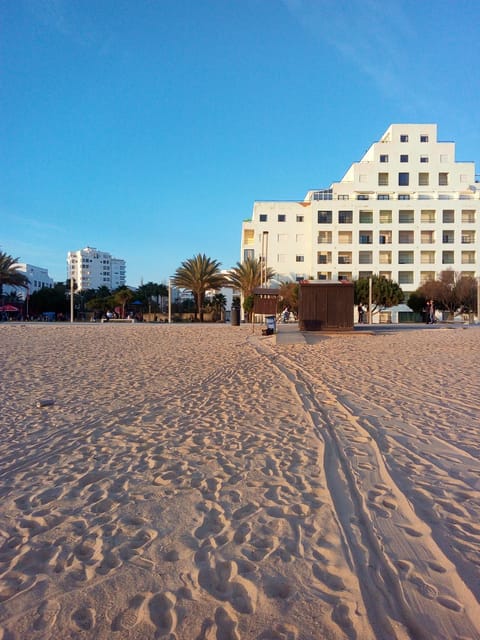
[399,210,414,223]
[359,271,373,279]
[244,249,254,261]
[379,231,392,244]
[359,232,373,244]
[338,231,352,244]
[377,194,390,200]
[398,194,410,200]
[421,251,435,264]
[461,251,476,264]
[296,255,304,262]
[359,210,373,223]
[442,231,454,243]
[400,134,409,142]
[317,252,331,264]
[418,173,429,186]
[338,252,352,264]
[421,230,435,244]
[399,230,414,244]
[259,214,267,222]
[379,210,392,223]
[378,172,389,186]
[313,190,332,200]
[359,251,373,264]
[398,271,414,285]
[338,210,353,224]
[296,215,304,222]
[400,154,408,162]
[379,251,392,264]
[357,194,369,200]
[442,251,454,264]
[442,209,454,223]
[462,210,476,223]
[338,273,351,281]
[338,194,349,200]
[420,156,429,163]
[317,272,331,281]
[398,251,414,264]
[278,214,286,222]
[420,134,429,142]
[318,231,332,244]
[462,231,476,244]
[421,210,435,223]
[380,154,389,163]
[318,210,332,224]
[420,271,435,284]
[398,172,409,186]
[439,172,448,186]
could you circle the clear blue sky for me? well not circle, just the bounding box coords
[2,0,479,286]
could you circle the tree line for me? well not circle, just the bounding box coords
[1,248,478,321]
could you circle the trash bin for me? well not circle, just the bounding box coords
[231,307,240,326]
[266,315,276,333]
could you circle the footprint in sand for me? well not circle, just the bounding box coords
[148,591,177,636]
[33,598,60,631]
[409,573,438,599]
[437,595,464,612]
[72,605,96,631]
[312,564,346,591]
[264,576,293,600]
[233,522,252,544]
[332,602,355,635]
[194,508,227,540]
[214,605,240,640]
[258,623,298,640]
[111,593,146,632]
[198,556,257,614]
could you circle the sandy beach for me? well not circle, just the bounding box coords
[1,322,479,640]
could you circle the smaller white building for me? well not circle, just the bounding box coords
[67,247,126,291]
[4,263,54,299]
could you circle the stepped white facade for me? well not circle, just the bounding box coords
[67,247,126,291]
[241,124,479,296]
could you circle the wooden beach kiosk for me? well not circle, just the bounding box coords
[298,281,354,331]
[253,288,280,335]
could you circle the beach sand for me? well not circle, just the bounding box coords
[0,322,479,640]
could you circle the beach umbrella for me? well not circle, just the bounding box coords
[0,304,19,312]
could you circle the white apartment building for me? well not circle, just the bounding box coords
[67,246,126,291]
[241,124,479,297]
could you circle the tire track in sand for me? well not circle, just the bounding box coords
[250,335,480,640]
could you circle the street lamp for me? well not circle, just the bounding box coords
[168,278,172,324]
[70,276,75,323]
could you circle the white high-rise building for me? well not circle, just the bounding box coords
[67,247,126,291]
[241,124,479,297]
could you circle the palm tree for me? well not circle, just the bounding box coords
[172,254,226,321]
[207,292,227,322]
[112,287,135,318]
[0,251,29,303]
[226,257,275,320]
